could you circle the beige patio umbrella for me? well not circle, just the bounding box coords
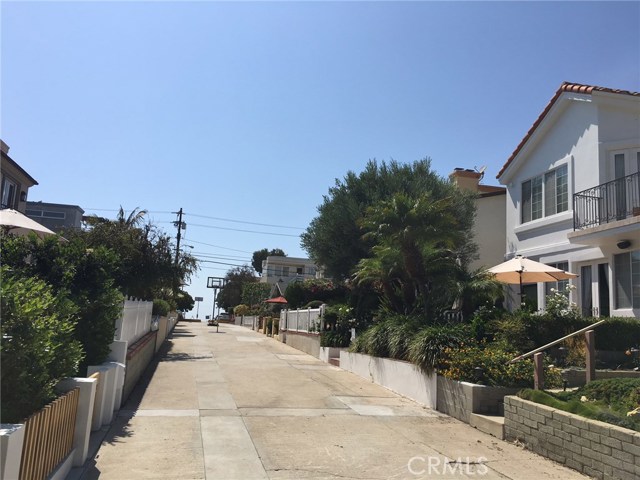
[488,255,577,299]
[0,208,57,238]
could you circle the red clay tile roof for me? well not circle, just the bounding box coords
[496,82,640,179]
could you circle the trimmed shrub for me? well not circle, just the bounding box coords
[596,317,640,351]
[153,298,171,316]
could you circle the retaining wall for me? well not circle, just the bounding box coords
[504,395,640,480]
[436,376,519,423]
[122,331,157,404]
[339,351,437,408]
[283,331,321,358]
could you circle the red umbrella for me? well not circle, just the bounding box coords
[264,296,288,304]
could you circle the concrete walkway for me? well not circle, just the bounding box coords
[73,322,588,479]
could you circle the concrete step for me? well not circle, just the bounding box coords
[329,357,340,367]
[469,413,504,440]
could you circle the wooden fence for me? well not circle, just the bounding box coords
[19,388,80,480]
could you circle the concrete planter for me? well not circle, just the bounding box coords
[436,376,520,423]
[319,346,344,363]
[339,351,437,408]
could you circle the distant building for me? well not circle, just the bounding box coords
[449,168,506,271]
[1,140,38,213]
[260,256,320,293]
[26,201,85,233]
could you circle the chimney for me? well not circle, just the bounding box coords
[1,140,9,154]
[449,168,482,192]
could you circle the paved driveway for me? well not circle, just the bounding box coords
[77,322,588,479]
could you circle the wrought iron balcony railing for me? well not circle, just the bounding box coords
[573,171,640,230]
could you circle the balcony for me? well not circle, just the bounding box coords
[573,171,640,230]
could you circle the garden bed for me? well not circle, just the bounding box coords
[504,395,640,480]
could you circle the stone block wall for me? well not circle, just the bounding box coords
[504,395,640,480]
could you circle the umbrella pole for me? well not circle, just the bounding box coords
[519,272,523,309]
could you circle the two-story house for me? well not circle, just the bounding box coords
[497,82,639,318]
[260,255,321,294]
[1,140,38,213]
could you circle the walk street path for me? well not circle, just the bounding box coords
[74,322,587,479]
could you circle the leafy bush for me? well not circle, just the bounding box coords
[491,309,592,354]
[1,267,84,423]
[596,317,640,351]
[351,316,470,371]
[2,235,123,374]
[153,299,171,316]
[234,304,250,316]
[441,344,562,388]
[284,279,348,309]
[407,323,473,372]
[320,329,351,348]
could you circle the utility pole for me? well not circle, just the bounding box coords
[173,208,184,265]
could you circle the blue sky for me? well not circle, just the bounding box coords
[2,1,639,318]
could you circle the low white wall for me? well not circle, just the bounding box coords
[318,346,343,363]
[0,424,25,480]
[339,352,437,408]
[284,332,321,358]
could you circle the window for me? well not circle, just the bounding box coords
[521,164,568,223]
[614,251,640,309]
[43,211,65,219]
[1,177,18,209]
[282,266,289,277]
[544,261,569,297]
[296,267,303,275]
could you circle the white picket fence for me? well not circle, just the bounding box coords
[280,306,324,334]
[113,298,153,345]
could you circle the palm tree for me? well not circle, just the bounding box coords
[116,206,148,228]
[359,192,469,317]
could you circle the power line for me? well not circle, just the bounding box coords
[185,212,303,230]
[164,222,301,237]
[83,208,305,230]
[187,239,253,253]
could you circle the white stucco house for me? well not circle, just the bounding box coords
[497,82,640,318]
[260,255,321,294]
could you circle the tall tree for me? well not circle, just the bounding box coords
[216,265,257,311]
[251,248,286,275]
[301,158,459,280]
